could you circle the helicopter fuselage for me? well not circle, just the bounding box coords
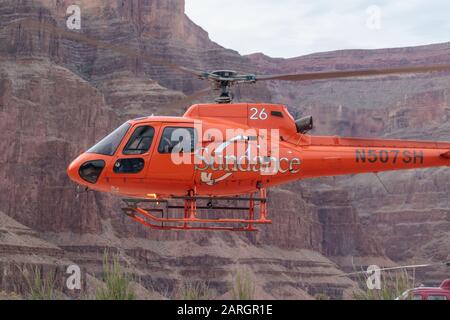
[67,103,450,199]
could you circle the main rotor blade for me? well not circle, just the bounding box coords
[256,64,450,82]
[163,87,211,111]
[337,261,449,277]
[2,19,203,77]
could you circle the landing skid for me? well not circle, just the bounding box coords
[121,189,272,231]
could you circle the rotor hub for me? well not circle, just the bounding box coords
[199,70,257,103]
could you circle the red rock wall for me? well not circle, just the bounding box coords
[1,0,448,294]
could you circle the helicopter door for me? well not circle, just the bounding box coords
[147,125,196,182]
[106,124,158,182]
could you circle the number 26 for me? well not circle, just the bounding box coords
[250,108,268,120]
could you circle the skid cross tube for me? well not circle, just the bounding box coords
[121,189,271,231]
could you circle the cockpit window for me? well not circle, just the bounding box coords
[123,126,155,155]
[87,122,131,156]
[158,127,196,154]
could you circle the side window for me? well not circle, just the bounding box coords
[158,127,196,154]
[427,295,447,300]
[412,295,423,300]
[123,126,155,155]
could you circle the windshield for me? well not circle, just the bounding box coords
[87,122,131,156]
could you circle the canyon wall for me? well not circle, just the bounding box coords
[0,0,448,299]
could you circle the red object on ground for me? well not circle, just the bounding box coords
[401,280,450,300]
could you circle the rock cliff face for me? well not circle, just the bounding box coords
[0,0,448,299]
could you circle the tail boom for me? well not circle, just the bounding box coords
[297,136,450,179]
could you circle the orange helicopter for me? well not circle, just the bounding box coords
[67,66,450,232]
[31,18,449,231]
